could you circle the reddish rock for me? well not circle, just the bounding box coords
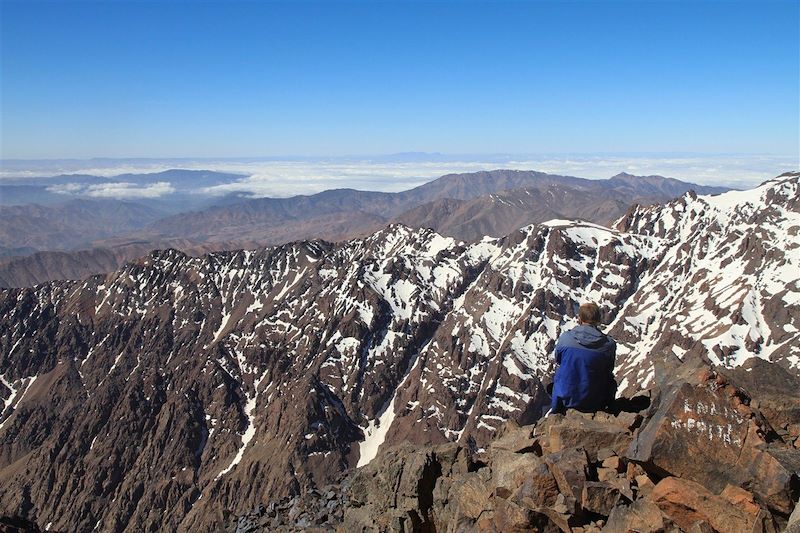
[651,477,769,533]
[597,467,619,482]
[786,500,800,533]
[634,474,655,499]
[627,368,800,514]
[624,461,645,481]
[491,421,540,454]
[490,450,542,499]
[537,506,573,533]
[544,447,590,502]
[548,411,634,462]
[490,498,538,532]
[581,481,620,516]
[510,461,560,509]
[595,448,615,462]
[601,455,623,472]
[342,442,469,531]
[606,477,634,502]
[721,358,800,429]
[603,499,670,533]
[453,474,493,521]
[720,484,762,517]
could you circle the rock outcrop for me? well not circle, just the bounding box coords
[233,360,799,533]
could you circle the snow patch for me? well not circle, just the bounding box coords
[215,369,269,479]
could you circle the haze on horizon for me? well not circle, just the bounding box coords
[0,153,795,196]
[1,0,798,170]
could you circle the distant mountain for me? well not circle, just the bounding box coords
[0,210,387,288]
[0,173,794,532]
[0,247,136,288]
[0,199,166,251]
[410,169,592,200]
[395,184,635,241]
[410,169,729,201]
[607,171,730,196]
[135,169,730,244]
[0,246,38,260]
[0,241,226,288]
[0,184,77,206]
[139,190,396,241]
[0,174,117,186]
[0,169,733,288]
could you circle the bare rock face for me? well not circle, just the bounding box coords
[650,477,776,533]
[721,356,800,428]
[0,515,43,532]
[339,442,475,531]
[604,498,671,533]
[787,499,800,533]
[238,359,797,533]
[0,174,798,532]
[393,183,655,243]
[544,410,641,462]
[628,365,800,514]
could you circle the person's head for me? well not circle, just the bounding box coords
[577,302,602,326]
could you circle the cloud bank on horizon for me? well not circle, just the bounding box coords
[46,181,176,200]
[1,153,795,200]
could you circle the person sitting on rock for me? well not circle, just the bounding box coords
[549,302,617,415]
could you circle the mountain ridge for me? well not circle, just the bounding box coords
[0,173,795,531]
[0,170,733,288]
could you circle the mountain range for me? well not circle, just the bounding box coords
[0,171,795,532]
[0,169,729,287]
[0,199,166,253]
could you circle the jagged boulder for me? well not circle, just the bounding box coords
[490,420,540,454]
[228,360,799,532]
[722,358,800,429]
[540,409,642,461]
[489,449,545,500]
[649,477,778,533]
[604,499,673,533]
[581,481,621,516]
[341,442,471,532]
[787,500,800,533]
[543,447,589,505]
[627,365,800,514]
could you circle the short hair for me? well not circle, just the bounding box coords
[579,302,602,325]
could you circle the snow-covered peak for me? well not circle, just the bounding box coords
[611,173,800,391]
[540,218,610,231]
[700,173,798,212]
[616,173,799,242]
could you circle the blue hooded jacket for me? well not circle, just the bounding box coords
[551,324,616,413]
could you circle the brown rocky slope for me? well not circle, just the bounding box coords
[231,357,800,532]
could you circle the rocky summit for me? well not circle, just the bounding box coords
[232,360,800,532]
[0,173,798,532]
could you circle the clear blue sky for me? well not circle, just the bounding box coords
[1,0,798,159]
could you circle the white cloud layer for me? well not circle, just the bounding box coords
[47,181,176,199]
[6,153,797,198]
